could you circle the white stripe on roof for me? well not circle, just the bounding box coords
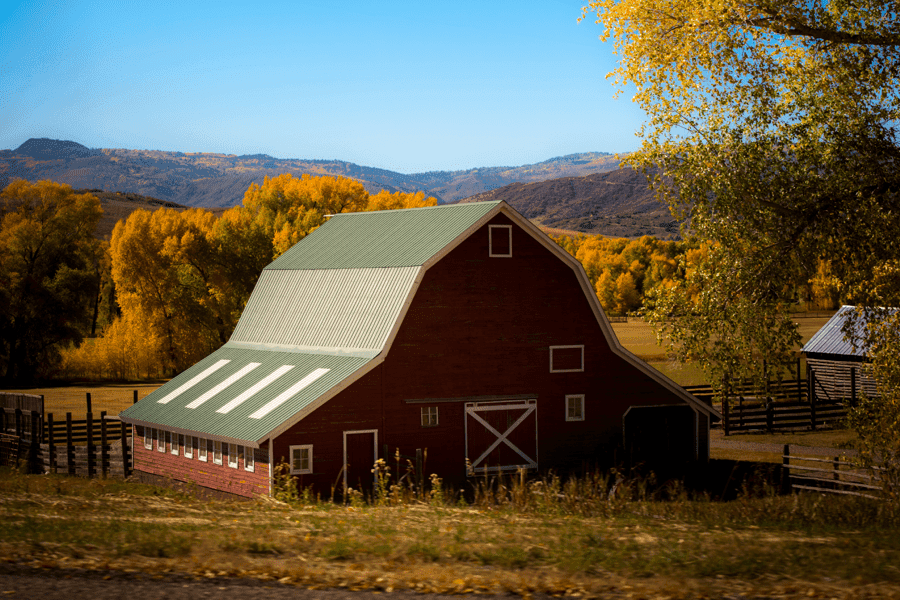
[215,365,294,414]
[157,359,230,404]
[248,368,330,420]
[185,362,261,409]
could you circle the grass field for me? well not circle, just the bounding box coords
[1,467,898,597]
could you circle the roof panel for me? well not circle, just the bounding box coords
[265,201,500,270]
[119,344,370,443]
[802,306,873,357]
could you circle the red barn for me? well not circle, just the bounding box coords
[120,201,717,498]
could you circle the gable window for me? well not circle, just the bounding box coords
[421,406,439,427]
[199,438,208,462]
[566,395,585,421]
[185,436,194,459]
[243,446,255,472]
[213,440,223,465]
[156,428,165,453]
[290,445,313,475]
[144,427,152,450]
[550,345,584,373]
[228,443,238,468]
[171,433,180,455]
[489,224,512,257]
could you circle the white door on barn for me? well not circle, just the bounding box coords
[464,399,537,474]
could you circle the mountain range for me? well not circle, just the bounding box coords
[1,138,677,239]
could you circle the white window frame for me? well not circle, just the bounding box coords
[213,440,223,465]
[184,435,194,459]
[290,444,313,475]
[198,437,208,462]
[566,394,585,422]
[243,446,255,472]
[489,224,513,258]
[421,406,439,427]
[171,432,180,456]
[227,443,238,468]
[549,345,585,373]
[156,428,165,453]
[143,427,152,450]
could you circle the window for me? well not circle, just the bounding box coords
[143,427,152,450]
[199,438,208,462]
[421,406,439,427]
[566,395,585,421]
[227,443,238,468]
[550,345,584,373]
[290,445,313,475]
[156,428,165,453]
[244,446,255,472]
[213,440,223,465]
[489,224,512,257]
[185,436,194,459]
[171,432,180,455]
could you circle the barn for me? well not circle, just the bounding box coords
[119,200,717,499]
[803,305,880,404]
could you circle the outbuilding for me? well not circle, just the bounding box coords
[119,200,717,498]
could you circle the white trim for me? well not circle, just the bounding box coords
[465,400,537,474]
[290,444,313,475]
[213,440,223,465]
[421,406,438,427]
[268,440,274,496]
[143,427,152,450]
[171,433,180,456]
[550,345,584,373]
[342,429,378,492]
[228,443,238,468]
[157,359,230,404]
[489,224,512,257]
[244,445,255,472]
[185,436,194,459]
[156,428,165,453]
[199,437,208,462]
[565,394,585,422]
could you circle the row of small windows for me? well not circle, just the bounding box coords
[143,428,255,472]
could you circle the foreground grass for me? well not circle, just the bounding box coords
[1,469,899,597]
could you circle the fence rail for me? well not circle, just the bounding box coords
[783,445,881,499]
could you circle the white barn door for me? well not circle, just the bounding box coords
[465,400,537,474]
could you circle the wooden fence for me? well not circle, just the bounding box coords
[0,408,132,478]
[782,445,881,499]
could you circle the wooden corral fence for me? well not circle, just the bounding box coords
[782,445,882,499]
[0,408,132,478]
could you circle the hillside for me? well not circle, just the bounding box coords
[459,168,680,239]
[0,138,621,207]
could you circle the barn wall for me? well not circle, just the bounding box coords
[132,425,269,498]
[807,356,878,402]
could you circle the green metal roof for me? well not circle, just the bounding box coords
[265,201,500,270]
[119,344,370,444]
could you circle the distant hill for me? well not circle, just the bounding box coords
[0,138,622,207]
[458,168,680,240]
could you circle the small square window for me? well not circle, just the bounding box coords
[185,436,194,459]
[199,438,208,462]
[143,427,152,450]
[290,445,312,475]
[421,406,439,427]
[228,443,238,468]
[566,395,585,422]
[156,429,165,453]
[489,224,512,257]
[244,446,255,472]
[213,440,223,465]
[171,433,180,456]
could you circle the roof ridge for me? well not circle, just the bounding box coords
[327,199,502,217]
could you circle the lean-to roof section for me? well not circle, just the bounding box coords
[120,345,370,445]
[229,267,420,357]
[265,201,500,270]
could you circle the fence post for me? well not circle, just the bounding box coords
[722,396,730,436]
[29,411,39,474]
[796,359,802,403]
[810,383,817,431]
[121,421,130,478]
[15,408,22,437]
[782,444,791,494]
[86,392,92,415]
[833,456,840,482]
[47,412,56,474]
[415,448,424,496]
[100,411,108,479]
[766,398,774,433]
[66,413,74,476]
[86,412,95,478]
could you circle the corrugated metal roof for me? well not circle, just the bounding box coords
[119,344,370,444]
[230,267,419,355]
[802,306,869,357]
[265,201,500,270]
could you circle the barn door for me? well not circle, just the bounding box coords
[465,400,537,474]
[343,429,378,496]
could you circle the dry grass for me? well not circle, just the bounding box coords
[1,468,899,598]
[0,382,163,416]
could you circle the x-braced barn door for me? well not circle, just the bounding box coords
[465,400,537,474]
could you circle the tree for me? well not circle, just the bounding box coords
[0,180,103,382]
[586,0,900,494]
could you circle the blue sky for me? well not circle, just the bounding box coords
[0,1,642,173]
